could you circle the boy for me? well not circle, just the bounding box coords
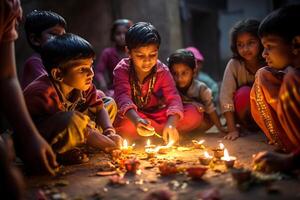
[21,10,66,89]
[24,33,122,164]
[251,4,300,172]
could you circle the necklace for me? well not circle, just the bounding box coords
[130,64,157,109]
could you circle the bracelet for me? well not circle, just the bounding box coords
[103,127,116,136]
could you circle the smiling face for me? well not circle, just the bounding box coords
[59,58,94,91]
[171,63,194,89]
[128,44,159,79]
[236,32,261,62]
[261,35,294,70]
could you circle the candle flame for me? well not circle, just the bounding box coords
[132,143,136,147]
[219,143,224,149]
[204,151,211,158]
[198,139,205,144]
[123,139,128,148]
[223,148,230,161]
[146,139,151,146]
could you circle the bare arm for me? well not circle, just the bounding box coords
[0,41,57,175]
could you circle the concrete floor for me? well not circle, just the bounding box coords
[25,130,300,200]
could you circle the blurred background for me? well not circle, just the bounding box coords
[16,0,300,81]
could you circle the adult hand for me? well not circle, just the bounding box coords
[252,151,293,173]
[223,130,239,140]
[20,134,58,176]
[162,125,179,144]
[107,133,123,148]
[136,118,155,137]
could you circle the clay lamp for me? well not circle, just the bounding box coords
[145,139,156,150]
[212,143,225,159]
[124,158,140,174]
[199,151,213,165]
[192,139,205,149]
[186,166,208,180]
[221,148,236,168]
[230,168,252,184]
[156,140,174,154]
[145,148,157,158]
[121,139,135,154]
[158,162,178,176]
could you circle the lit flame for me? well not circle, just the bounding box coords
[204,151,212,158]
[198,139,205,144]
[146,139,151,146]
[123,139,128,148]
[223,148,230,161]
[154,140,174,152]
[219,143,224,149]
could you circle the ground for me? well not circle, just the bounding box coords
[25,129,300,200]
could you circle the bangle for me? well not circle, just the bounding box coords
[103,127,116,136]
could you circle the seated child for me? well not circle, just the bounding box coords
[168,49,225,133]
[21,10,66,89]
[186,46,219,103]
[113,22,203,144]
[21,10,117,123]
[94,19,133,96]
[220,19,265,140]
[251,4,300,172]
[24,33,122,164]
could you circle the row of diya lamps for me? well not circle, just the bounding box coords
[118,139,238,179]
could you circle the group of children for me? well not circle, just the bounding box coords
[1,2,300,198]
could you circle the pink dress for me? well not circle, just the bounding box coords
[113,58,203,139]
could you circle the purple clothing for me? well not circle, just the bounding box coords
[113,58,184,119]
[23,74,103,123]
[95,47,126,89]
[21,53,47,89]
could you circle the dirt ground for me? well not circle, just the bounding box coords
[25,129,300,200]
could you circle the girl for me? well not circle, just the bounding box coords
[168,49,225,133]
[94,19,133,96]
[251,4,300,172]
[220,19,265,140]
[113,22,202,144]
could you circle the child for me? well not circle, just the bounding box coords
[220,19,265,140]
[186,46,219,103]
[21,10,66,89]
[113,22,202,144]
[24,33,122,164]
[251,4,300,172]
[168,49,225,133]
[94,19,133,96]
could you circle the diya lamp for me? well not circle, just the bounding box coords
[158,161,178,176]
[156,140,174,154]
[124,158,140,174]
[121,139,135,154]
[221,148,236,168]
[145,139,156,150]
[212,143,225,159]
[199,151,213,165]
[186,166,208,180]
[192,139,205,149]
[145,148,157,158]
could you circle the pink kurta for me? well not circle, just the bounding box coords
[113,58,203,138]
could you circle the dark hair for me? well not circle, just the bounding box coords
[230,19,264,61]
[110,19,133,42]
[168,49,196,70]
[24,10,66,51]
[41,33,95,73]
[258,4,300,44]
[125,22,161,50]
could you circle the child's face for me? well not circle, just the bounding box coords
[261,35,294,69]
[60,58,94,91]
[35,24,66,46]
[128,44,159,76]
[236,32,261,62]
[114,25,128,47]
[171,63,194,89]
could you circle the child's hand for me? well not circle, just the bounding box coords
[86,129,117,151]
[252,151,293,173]
[107,134,123,148]
[223,130,239,140]
[162,125,179,144]
[136,118,155,137]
